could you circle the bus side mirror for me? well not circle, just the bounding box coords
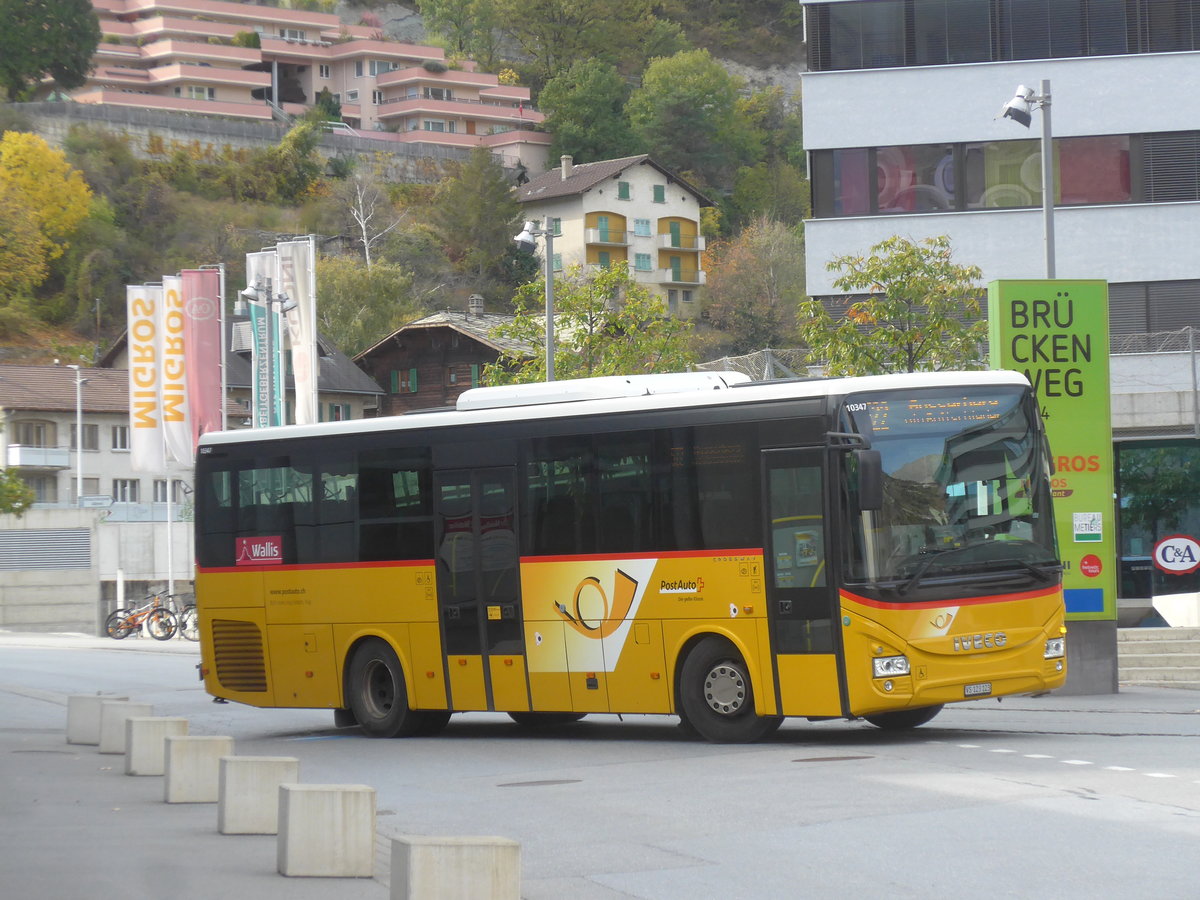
[856,448,883,511]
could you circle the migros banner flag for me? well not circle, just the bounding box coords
[126,284,166,472]
[160,275,192,465]
[277,239,317,425]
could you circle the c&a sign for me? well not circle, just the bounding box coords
[1153,534,1200,575]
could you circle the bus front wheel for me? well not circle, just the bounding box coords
[863,705,944,730]
[347,639,428,738]
[678,637,783,743]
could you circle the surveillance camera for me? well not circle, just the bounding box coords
[999,85,1034,127]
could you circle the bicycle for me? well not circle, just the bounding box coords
[165,592,199,642]
[104,593,178,641]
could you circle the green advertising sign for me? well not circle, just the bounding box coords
[988,280,1116,621]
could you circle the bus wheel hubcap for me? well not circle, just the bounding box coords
[364,661,394,715]
[703,664,746,715]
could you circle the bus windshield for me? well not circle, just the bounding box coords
[842,385,1059,592]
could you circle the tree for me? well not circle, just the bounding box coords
[798,235,988,376]
[428,147,520,283]
[315,256,422,358]
[538,60,641,163]
[0,468,35,517]
[625,49,754,190]
[704,217,806,354]
[483,263,696,383]
[0,0,100,100]
[724,161,810,232]
[333,157,409,269]
[0,132,93,260]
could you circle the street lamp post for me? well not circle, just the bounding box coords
[513,221,556,381]
[66,364,87,506]
[1000,79,1055,278]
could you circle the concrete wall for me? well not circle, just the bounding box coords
[12,101,488,184]
[0,508,192,635]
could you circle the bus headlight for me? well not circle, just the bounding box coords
[873,655,910,678]
[1044,637,1065,659]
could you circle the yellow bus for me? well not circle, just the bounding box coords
[194,369,1066,742]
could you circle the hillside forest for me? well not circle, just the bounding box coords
[0,0,810,366]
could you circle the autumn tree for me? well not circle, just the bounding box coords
[538,59,640,163]
[0,0,100,100]
[484,263,696,383]
[798,235,987,376]
[704,217,806,354]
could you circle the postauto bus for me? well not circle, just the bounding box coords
[194,369,1066,742]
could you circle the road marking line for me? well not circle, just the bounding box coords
[990,749,1017,753]
[1144,773,1175,779]
[1105,766,1135,772]
[1062,760,1093,766]
[957,744,981,749]
[1024,754,1054,759]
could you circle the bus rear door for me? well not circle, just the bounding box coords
[434,468,528,712]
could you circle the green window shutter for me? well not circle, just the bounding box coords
[618,181,630,200]
[390,370,399,392]
[409,368,418,393]
[471,364,480,387]
[653,184,665,203]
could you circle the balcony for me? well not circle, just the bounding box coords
[7,445,70,469]
[656,268,706,286]
[657,233,705,251]
[585,228,629,246]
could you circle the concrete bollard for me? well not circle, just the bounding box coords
[124,717,189,776]
[277,783,376,877]
[98,701,153,754]
[389,835,521,900]
[164,735,234,803]
[66,694,128,745]
[217,756,299,835]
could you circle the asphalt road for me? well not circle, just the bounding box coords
[2,631,1199,899]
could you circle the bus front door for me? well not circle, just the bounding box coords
[434,468,527,712]
[762,448,844,717]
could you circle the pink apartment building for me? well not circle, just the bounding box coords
[51,0,549,171]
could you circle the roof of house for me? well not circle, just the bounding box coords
[0,365,130,414]
[98,318,384,396]
[355,310,533,362]
[516,154,714,207]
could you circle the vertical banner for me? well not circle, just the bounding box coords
[126,284,165,472]
[160,275,192,465]
[180,268,224,444]
[988,279,1116,621]
[245,250,283,427]
[277,239,318,425]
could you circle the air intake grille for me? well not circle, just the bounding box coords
[212,619,268,692]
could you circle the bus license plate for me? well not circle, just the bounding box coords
[964,682,992,697]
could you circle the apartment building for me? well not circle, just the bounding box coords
[517,155,713,318]
[801,0,1200,330]
[52,0,549,170]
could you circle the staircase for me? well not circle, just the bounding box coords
[1118,627,1200,689]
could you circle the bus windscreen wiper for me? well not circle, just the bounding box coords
[897,547,959,596]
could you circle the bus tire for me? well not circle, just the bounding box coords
[508,712,587,727]
[864,705,944,730]
[678,636,783,743]
[347,639,426,738]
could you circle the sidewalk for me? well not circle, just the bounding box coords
[0,628,201,654]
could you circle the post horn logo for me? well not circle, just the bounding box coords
[555,569,639,639]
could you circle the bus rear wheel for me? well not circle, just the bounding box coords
[347,639,429,738]
[678,636,783,743]
[863,705,944,730]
